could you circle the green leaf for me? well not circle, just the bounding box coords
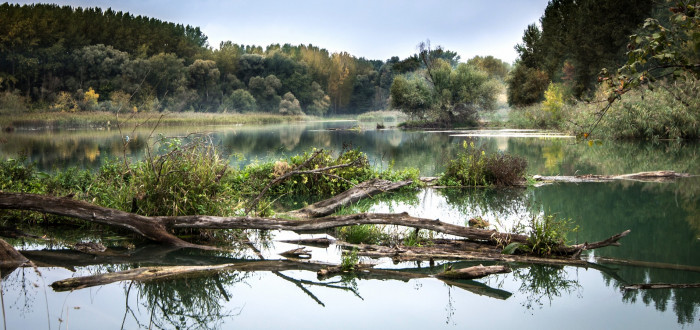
[502,242,522,255]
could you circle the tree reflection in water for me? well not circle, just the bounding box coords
[601,265,700,325]
[511,264,582,310]
[128,271,245,329]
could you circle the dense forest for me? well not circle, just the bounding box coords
[507,0,656,105]
[506,0,698,140]
[0,2,508,117]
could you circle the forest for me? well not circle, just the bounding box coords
[0,2,508,118]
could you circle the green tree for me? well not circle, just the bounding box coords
[307,81,330,116]
[507,62,550,106]
[187,59,221,110]
[248,75,281,112]
[220,89,256,112]
[278,92,303,115]
[389,74,433,118]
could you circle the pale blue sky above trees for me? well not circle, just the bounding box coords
[11,0,549,63]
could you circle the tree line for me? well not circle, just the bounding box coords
[507,0,656,106]
[0,3,508,117]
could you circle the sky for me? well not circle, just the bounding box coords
[10,0,550,63]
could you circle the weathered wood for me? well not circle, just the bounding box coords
[533,171,691,184]
[435,264,511,280]
[164,212,529,245]
[50,260,333,291]
[0,192,628,256]
[622,283,700,290]
[0,192,203,249]
[334,241,592,267]
[279,247,312,259]
[0,238,29,266]
[559,229,632,257]
[287,178,414,218]
[279,238,334,248]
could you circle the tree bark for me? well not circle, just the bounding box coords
[621,283,700,290]
[0,192,204,249]
[533,171,691,184]
[435,264,511,280]
[0,192,629,256]
[287,178,414,218]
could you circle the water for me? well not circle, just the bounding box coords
[1,121,699,329]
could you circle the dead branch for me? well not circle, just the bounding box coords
[245,149,364,214]
[287,178,414,218]
[0,238,29,267]
[0,192,206,249]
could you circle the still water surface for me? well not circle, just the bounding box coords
[1,121,699,329]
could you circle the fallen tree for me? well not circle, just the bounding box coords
[287,178,414,218]
[533,170,691,184]
[0,191,629,256]
[49,259,513,292]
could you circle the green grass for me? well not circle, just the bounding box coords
[0,111,305,129]
[357,110,408,123]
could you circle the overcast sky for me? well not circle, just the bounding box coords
[11,0,550,63]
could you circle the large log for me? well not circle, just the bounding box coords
[621,283,700,290]
[287,178,414,218]
[0,192,628,256]
[435,264,511,280]
[533,170,691,184]
[0,192,202,249]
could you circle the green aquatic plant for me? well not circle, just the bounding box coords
[438,141,527,187]
[340,248,360,272]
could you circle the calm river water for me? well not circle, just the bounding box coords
[1,120,699,329]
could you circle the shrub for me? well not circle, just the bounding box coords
[563,77,700,139]
[439,141,527,186]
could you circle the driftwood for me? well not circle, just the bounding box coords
[533,170,691,184]
[279,238,334,248]
[0,190,629,258]
[334,240,594,267]
[287,178,414,218]
[0,238,29,266]
[279,247,312,259]
[621,283,700,290]
[0,192,527,247]
[435,264,511,280]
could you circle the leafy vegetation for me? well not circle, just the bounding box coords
[502,214,578,256]
[438,142,527,187]
[508,0,654,105]
[0,140,420,222]
[389,42,504,127]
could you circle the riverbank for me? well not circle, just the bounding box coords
[0,111,308,130]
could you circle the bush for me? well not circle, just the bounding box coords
[563,77,700,140]
[438,141,527,186]
[0,90,28,113]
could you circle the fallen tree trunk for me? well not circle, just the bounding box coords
[0,192,628,256]
[533,171,691,184]
[621,283,700,290]
[0,238,29,266]
[0,192,526,246]
[435,264,511,280]
[0,192,203,249]
[287,178,414,218]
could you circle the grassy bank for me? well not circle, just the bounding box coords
[508,78,699,140]
[0,111,306,129]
